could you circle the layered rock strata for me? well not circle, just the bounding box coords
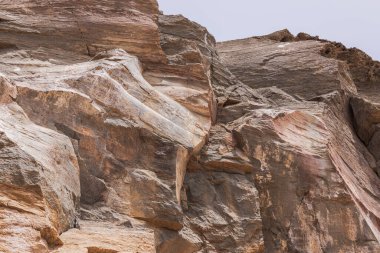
[0,1,379,253]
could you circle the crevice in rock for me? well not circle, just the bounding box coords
[222,98,240,107]
[0,42,18,51]
[54,122,81,140]
[0,17,10,23]
[68,9,92,57]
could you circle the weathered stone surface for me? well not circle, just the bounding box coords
[230,102,380,252]
[129,169,183,230]
[1,1,380,252]
[217,36,356,100]
[0,1,215,251]
[189,125,255,174]
[0,48,209,230]
[351,96,380,177]
[351,96,380,144]
[0,103,80,252]
[144,14,217,122]
[155,227,203,253]
[320,41,380,91]
[53,221,155,253]
[0,0,167,64]
[150,14,266,252]
[183,171,264,252]
[215,31,380,252]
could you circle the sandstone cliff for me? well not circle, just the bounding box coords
[0,1,379,253]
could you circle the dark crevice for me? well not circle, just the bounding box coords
[222,98,240,107]
[348,96,380,178]
[347,97,358,135]
[0,17,11,23]
[85,44,92,57]
[0,42,18,51]
[54,122,80,140]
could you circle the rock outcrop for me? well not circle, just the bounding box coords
[0,1,380,253]
[217,33,380,252]
[0,82,80,252]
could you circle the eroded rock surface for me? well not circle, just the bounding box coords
[217,32,380,252]
[0,0,166,64]
[53,221,155,253]
[217,35,356,100]
[0,101,80,252]
[0,1,380,253]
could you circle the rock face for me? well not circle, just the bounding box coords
[217,33,356,100]
[0,90,80,252]
[217,32,380,252]
[0,0,166,64]
[0,1,379,253]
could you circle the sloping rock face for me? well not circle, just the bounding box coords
[0,1,380,253]
[217,33,356,100]
[0,0,166,64]
[217,32,380,252]
[0,80,80,252]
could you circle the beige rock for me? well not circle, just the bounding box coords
[155,227,203,253]
[144,14,217,122]
[0,103,80,252]
[1,48,209,226]
[1,0,380,252]
[129,169,183,230]
[189,125,255,174]
[215,32,380,252]
[53,221,155,253]
[184,171,264,252]
[0,2,215,251]
[229,101,380,252]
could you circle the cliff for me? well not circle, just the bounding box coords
[0,1,379,253]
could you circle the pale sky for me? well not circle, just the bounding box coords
[158,0,380,60]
